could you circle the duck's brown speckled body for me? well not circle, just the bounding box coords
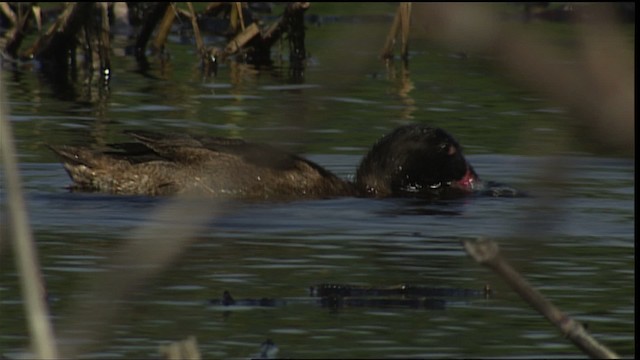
[49,125,479,201]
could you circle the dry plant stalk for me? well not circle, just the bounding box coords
[187,2,205,57]
[151,4,178,53]
[381,2,412,60]
[230,2,246,33]
[224,22,260,55]
[463,238,619,359]
[134,2,170,58]
[2,4,36,57]
[22,2,93,59]
[0,70,59,358]
[0,2,18,25]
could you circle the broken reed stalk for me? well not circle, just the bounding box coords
[224,22,260,55]
[0,2,18,25]
[22,2,93,61]
[381,2,411,60]
[399,2,411,59]
[187,2,205,57]
[151,4,177,53]
[0,72,59,357]
[134,2,170,58]
[463,238,619,359]
[236,2,246,32]
[2,3,33,57]
[159,336,201,360]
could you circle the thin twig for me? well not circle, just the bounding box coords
[463,238,619,359]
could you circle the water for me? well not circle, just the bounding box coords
[0,5,634,359]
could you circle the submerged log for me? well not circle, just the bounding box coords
[309,283,491,298]
[209,290,448,310]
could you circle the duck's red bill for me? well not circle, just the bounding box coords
[453,165,479,192]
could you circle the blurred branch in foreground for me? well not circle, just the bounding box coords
[55,196,236,358]
[413,3,634,155]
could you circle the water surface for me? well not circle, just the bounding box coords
[0,5,634,359]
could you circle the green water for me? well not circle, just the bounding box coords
[0,3,634,359]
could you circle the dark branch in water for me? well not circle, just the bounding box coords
[209,283,491,312]
[210,290,448,311]
[309,283,491,298]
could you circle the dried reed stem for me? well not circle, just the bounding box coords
[152,4,177,53]
[381,2,411,60]
[187,2,205,57]
[0,70,59,357]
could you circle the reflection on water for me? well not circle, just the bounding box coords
[0,7,634,359]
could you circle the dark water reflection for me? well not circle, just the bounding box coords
[0,8,635,359]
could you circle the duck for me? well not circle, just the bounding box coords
[48,124,480,201]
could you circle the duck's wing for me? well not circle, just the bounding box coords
[121,130,286,167]
[124,130,335,176]
[195,134,337,175]
[103,142,163,164]
[122,130,219,164]
[194,136,302,171]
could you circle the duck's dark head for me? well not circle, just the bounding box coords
[355,124,479,198]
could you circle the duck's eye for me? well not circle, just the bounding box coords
[440,143,457,156]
